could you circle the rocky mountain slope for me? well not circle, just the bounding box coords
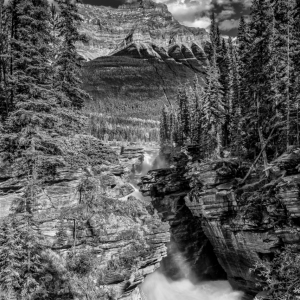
[81,42,209,120]
[77,0,209,60]
[78,0,210,120]
[139,146,300,299]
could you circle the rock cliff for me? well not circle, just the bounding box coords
[139,150,227,282]
[77,0,209,60]
[139,147,300,299]
[0,136,170,299]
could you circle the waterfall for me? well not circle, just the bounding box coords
[127,148,244,300]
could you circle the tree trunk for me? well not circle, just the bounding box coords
[258,127,270,178]
[287,5,291,149]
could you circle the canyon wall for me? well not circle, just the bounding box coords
[139,150,227,282]
[0,137,170,299]
[140,146,300,299]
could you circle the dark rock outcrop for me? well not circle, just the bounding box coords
[139,152,227,281]
[140,146,300,300]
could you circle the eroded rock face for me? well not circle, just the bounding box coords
[141,146,300,300]
[0,135,170,300]
[139,152,227,281]
[77,1,209,60]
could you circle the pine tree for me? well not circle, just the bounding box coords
[204,13,221,62]
[245,0,276,172]
[1,0,60,160]
[292,0,300,146]
[238,15,251,120]
[0,214,46,299]
[177,86,190,145]
[272,0,296,149]
[0,0,9,122]
[219,39,233,148]
[54,0,90,109]
[191,78,206,148]
[228,37,243,157]
[203,48,225,156]
[160,105,169,145]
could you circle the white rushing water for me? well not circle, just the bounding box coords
[128,149,244,300]
[120,150,160,201]
[141,272,243,300]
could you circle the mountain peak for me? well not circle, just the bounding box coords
[77,2,209,61]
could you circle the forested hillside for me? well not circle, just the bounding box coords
[0,0,90,297]
[160,0,300,163]
[159,2,300,298]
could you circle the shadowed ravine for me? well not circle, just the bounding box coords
[127,150,244,300]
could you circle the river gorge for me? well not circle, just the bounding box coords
[123,148,244,300]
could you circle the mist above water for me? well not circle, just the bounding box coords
[121,150,162,201]
[141,272,243,300]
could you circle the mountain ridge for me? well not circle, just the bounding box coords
[76,0,209,60]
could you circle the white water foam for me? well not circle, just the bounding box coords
[142,272,244,300]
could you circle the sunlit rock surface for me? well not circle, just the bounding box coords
[77,0,209,60]
[0,136,170,299]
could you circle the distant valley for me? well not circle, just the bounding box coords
[78,0,210,133]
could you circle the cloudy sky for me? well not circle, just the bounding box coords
[82,0,252,36]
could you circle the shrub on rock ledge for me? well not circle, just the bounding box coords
[253,245,300,300]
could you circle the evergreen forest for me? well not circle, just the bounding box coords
[160,0,300,166]
[1,0,300,299]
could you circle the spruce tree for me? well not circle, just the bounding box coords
[177,86,190,145]
[191,78,206,148]
[245,0,276,170]
[54,0,90,109]
[205,13,221,62]
[0,214,46,299]
[272,0,296,149]
[219,39,233,148]
[238,15,251,120]
[2,0,59,159]
[0,0,9,122]
[160,105,169,145]
[228,37,243,157]
[204,48,224,156]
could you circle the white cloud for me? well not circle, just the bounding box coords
[153,0,213,28]
[153,0,252,30]
[219,18,239,31]
[218,8,235,20]
[215,0,252,7]
[184,16,211,29]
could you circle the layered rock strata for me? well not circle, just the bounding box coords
[140,147,300,300]
[77,0,209,60]
[139,152,227,281]
[0,135,170,299]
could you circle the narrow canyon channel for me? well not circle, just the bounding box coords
[124,149,244,300]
